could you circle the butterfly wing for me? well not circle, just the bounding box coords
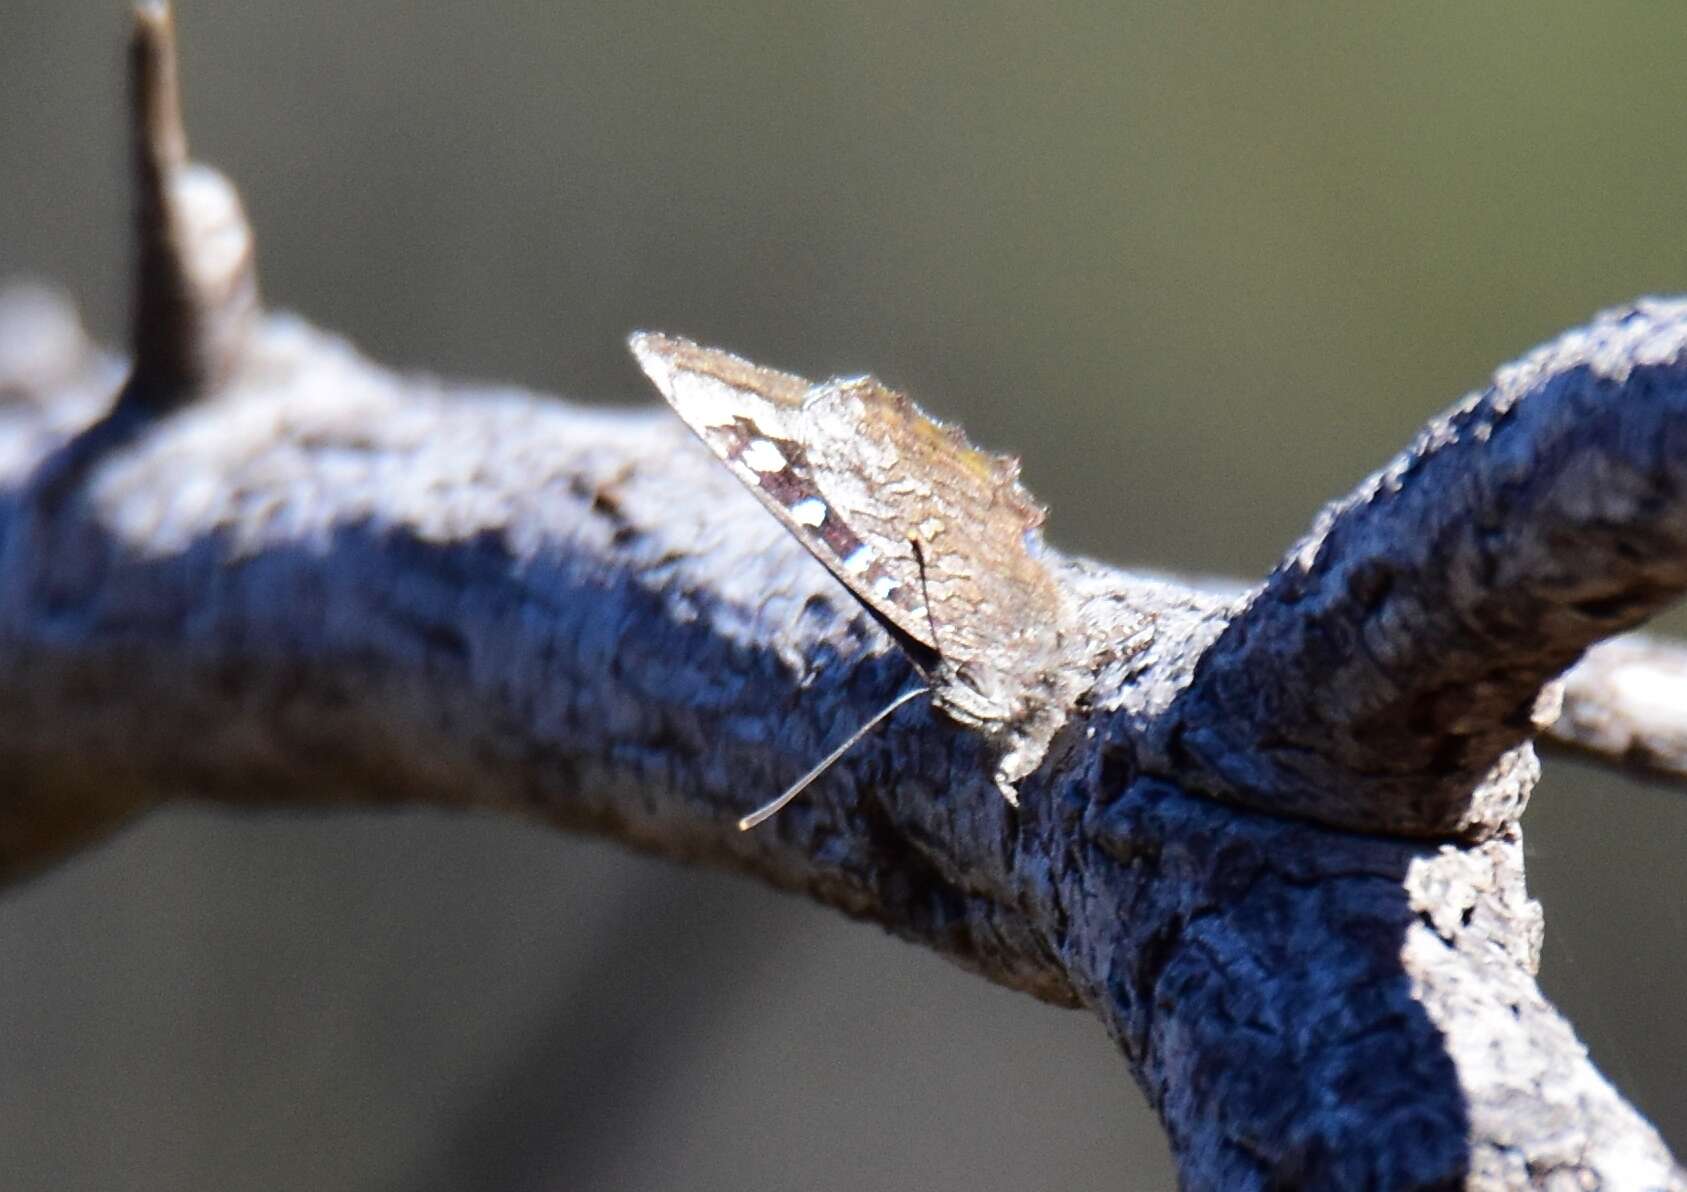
[795,375,1072,689]
[629,334,1073,695]
[630,333,940,653]
[632,332,1107,800]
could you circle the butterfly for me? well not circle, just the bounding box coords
[630,333,1087,827]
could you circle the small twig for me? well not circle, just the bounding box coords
[1541,633,1687,784]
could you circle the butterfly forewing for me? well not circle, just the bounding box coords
[630,331,1084,786]
[631,334,938,650]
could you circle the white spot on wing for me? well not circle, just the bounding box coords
[842,544,874,573]
[740,438,788,473]
[871,574,900,600]
[790,496,827,527]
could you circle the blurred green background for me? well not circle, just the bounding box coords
[3,3,1686,1188]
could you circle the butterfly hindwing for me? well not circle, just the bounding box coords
[795,375,1071,692]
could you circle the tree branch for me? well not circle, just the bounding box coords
[1,5,1683,1186]
[1169,301,1687,837]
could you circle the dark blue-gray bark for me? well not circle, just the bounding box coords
[1,278,1680,1186]
[1173,307,1687,839]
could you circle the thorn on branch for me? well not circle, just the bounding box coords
[121,0,259,416]
[30,3,265,513]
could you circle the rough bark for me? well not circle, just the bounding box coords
[1173,309,1687,839]
[1,5,1682,1187]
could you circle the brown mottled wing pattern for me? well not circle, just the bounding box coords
[793,375,1070,698]
[627,335,933,646]
[630,332,1086,797]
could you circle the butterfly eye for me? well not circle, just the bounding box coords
[956,662,996,700]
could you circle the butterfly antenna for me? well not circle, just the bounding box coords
[738,685,929,830]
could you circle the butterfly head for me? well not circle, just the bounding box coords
[929,656,1019,729]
